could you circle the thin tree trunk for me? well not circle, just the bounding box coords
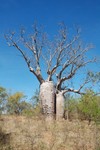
[39,81,56,118]
[56,92,64,120]
[66,101,69,121]
[65,98,69,121]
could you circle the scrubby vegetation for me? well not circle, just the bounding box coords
[0,86,40,116]
[0,115,100,150]
[0,85,100,149]
[0,86,100,123]
[64,91,100,123]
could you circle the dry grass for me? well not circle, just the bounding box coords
[0,115,100,150]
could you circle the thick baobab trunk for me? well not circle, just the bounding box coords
[56,92,64,119]
[39,81,56,118]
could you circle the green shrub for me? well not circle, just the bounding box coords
[78,90,100,122]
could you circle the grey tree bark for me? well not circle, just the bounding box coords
[39,81,56,118]
[56,92,64,119]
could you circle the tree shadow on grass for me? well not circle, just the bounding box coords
[0,127,11,149]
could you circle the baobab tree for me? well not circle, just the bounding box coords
[5,23,96,119]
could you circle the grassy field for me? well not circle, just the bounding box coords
[0,115,100,150]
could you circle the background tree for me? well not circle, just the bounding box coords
[0,86,40,116]
[64,94,78,120]
[78,90,100,122]
[0,86,8,114]
[5,23,99,119]
[7,92,29,115]
[31,89,39,107]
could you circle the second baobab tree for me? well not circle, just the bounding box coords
[5,23,97,119]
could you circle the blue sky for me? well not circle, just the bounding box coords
[0,0,100,98]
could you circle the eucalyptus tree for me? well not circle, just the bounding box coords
[7,92,29,115]
[5,23,97,119]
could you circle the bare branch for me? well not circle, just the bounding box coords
[60,72,93,95]
[63,88,85,95]
[5,32,44,84]
[57,44,93,80]
[5,23,96,89]
[47,32,80,80]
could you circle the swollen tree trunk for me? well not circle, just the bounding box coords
[39,81,56,118]
[56,92,64,119]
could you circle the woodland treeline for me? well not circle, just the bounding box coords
[0,86,100,123]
